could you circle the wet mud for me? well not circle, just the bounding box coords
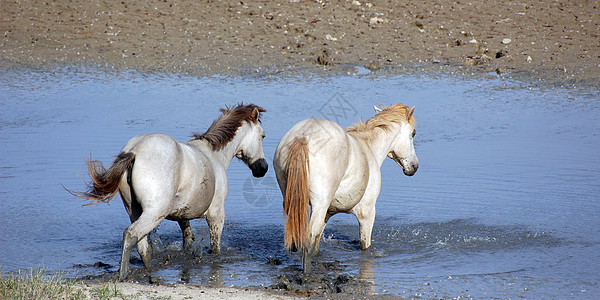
[76,223,377,298]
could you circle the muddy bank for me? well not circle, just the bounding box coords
[1,0,599,85]
[76,243,387,299]
[80,270,383,300]
[76,281,301,300]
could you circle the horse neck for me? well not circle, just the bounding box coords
[186,128,246,170]
[216,132,245,169]
[351,125,399,167]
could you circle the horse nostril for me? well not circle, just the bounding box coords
[250,158,268,177]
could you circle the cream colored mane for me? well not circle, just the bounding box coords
[346,104,416,133]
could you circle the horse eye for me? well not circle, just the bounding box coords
[412,129,416,138]
[261,134,265,139]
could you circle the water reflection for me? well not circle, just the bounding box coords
[358,256,376,294]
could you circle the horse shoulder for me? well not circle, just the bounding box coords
[178,144,217,190]
[167,144,217,220]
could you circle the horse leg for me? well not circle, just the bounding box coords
[178,220,195,250]
[205,203,225,255]
[122,187,153,269]
[119,211,166,280]
[303,201,329,274]
[353,202,376,250]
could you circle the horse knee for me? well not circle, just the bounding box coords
[307,212,327,253]
[122,227,138,252]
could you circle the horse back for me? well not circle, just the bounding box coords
[121,133,217,219]
[276,119,369,208]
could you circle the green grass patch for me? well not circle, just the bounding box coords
[0,267,86,300]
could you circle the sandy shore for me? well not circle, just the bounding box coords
[77,282,302,300]
[1,0,599,85]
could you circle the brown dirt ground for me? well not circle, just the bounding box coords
[1,0,599,85]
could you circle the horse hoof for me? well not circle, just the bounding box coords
[118,269,129,281]
[302,263,312,275]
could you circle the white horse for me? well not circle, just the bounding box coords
[273,103,418,273]
[73,104,267,280]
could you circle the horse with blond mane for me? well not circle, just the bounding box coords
[71,104,267,280]
[273,103,418,273]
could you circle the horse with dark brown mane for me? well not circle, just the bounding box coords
[72,104,267,280]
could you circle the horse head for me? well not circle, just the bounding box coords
[236,107,268,177]
[381,105,419,176]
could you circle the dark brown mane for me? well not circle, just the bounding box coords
[191,103,266,150]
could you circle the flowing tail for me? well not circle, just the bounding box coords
[70,152,136,205]
[283,137,310,252]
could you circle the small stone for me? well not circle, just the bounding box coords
[527,56,532,63]
[463,57,481,66]
[365,61,381,71]
[481,53,492,62]
[315,50,332,66]
[325,34,337,41]
[369,17,388,25]
[149,276,163,284]
[496,49,507,58]
[502,38,512,44]
[469,39,478,44]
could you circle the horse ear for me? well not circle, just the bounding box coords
[251,107,261,121]
[407,106,415,119]
[373,105,383,114]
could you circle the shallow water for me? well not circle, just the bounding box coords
[1,69,599,298]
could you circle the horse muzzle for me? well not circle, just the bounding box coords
[401,161,418,176]
[388,152,418,176]
[249,158,268,177]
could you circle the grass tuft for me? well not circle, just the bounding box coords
[0,267,85,300]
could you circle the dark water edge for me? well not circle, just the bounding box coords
[1,67,599,299]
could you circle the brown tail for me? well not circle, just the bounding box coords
[283,137,310,252]
[71,152,135,205]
